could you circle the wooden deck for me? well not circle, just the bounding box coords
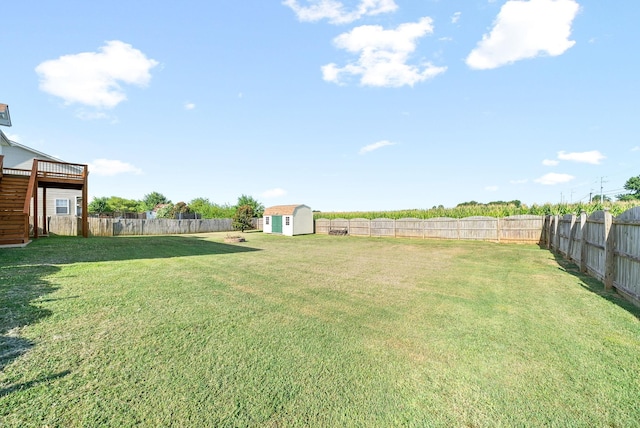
[0,157,89,243]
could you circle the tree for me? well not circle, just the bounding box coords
[189,197,212,217]
[617,175,640,200]
[189,198,235,219]
[235,194,264,217]
[107,196,141,213]
[233,205,255,232]
[142,191,171,211]
[155,204,174,219]
[88,196,111,214]
[456,201,480,207]
[172,202,191,218]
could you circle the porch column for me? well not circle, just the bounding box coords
[42,187,48,236]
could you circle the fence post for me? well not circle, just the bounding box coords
[604,209,615,290]
[567,214,577,262]
[552,215,560,252]
[545,216,552,249]
[496,218,501,243]
[579,212,588,273]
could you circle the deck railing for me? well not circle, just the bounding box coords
[35,159,87,182]
[1,158,89,243]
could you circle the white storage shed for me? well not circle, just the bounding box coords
[263,204,313,236]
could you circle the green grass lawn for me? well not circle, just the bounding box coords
[1,232,639,427]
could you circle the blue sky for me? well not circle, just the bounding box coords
[2,0,639,211]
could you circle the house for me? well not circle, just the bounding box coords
[1,130,88,245]
[263,204,313,236]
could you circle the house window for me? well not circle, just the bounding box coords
[265,217,270,225]
[55,199,70,215]
[285,216,290,226]
[75,196,83,216]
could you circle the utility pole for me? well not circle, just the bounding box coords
[600,176,607,203]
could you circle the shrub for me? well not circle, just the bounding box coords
[233,205,255,232]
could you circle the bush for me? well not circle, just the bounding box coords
[233,205,254,232]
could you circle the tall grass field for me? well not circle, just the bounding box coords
[1,233,639,427]
[313,200,640,220]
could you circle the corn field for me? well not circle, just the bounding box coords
[314,201,640,220]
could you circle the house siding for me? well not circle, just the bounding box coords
[1,144,39,168]
[2,144,83,219]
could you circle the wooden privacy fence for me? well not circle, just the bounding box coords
[315,215,544,243]
[41,217,263,236]
[544,207,640,306]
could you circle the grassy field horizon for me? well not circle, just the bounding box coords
[1,233,639,426]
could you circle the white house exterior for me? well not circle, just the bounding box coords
[263,204,313,236]
[1,134,83,217]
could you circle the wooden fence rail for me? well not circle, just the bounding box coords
[315,215,545,243]
[544,207,640,306]
[39,217,263,237]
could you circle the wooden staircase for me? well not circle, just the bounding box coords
[0,172,30,245]
[1,155,89,245]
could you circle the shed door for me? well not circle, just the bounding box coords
[271,215,283,233]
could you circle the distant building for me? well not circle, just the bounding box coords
[263,204,313,236]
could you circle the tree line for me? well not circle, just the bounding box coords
[88,192,265,220]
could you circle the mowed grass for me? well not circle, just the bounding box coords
[1,233,639,427]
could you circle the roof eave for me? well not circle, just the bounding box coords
[0,129,10,146]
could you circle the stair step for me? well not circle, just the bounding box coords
[0,174,30,240]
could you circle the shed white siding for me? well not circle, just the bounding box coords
[264,215,272,234]
[292,207,313,235]
[263,204,313,236]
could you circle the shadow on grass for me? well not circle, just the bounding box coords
[0,235,260,395]
[3,234,262,265]
[550,252,640,320]
[0,370,71,398]
[0,264,60,381]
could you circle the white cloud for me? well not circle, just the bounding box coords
[451,12,461,24]
[534,172,574,185]
[466,0,580,70]
[283,0,398,24]
[359,140,396,154]
[4,133,20,142]
[261,188,287,198]
[35,40,159,109]
[631,146,639,152]
[75,110,111,121]
[510,179,528,184]
[184,102,196,110]
[485,185,499,192]
[323,17,447,87]
[88,159,143,176]
[557,150,605,164]
[542,159,559,166]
